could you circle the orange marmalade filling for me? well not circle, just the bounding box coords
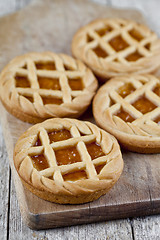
[154,116,160,124]
[42,97,63,105]
[126,51,143,61]
[31,154,49,171]
[132,96,156,114]
[116,108,135,122]
[117,83,135,98]
[48,129,72,143]
[55,146,81,166]
[109,35,129,52]
[15,75,30,88]
[38,77,60,90]
[86,142,105,160]
[153,85,160,96]
[95,26,112,36]
[63,170,87,181]
[68,77,84,90]
[129,29,144,41]
[93,45,108,58]
[35,62,56,70]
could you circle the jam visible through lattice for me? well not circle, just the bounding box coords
[35,61,56,70]
[153,85,160,96]
[132,96,157,114]
[154,116,160,124]
[109,35,129,52]
[68,77,84,90]
[63,170,88,181]
[126,50,143,61]
[38,77,61,90]
[42,97,63,105]
[30,129,106,181]
[93,45,108,58]
[129,29,144,42]
[118,83,135,98]
[15,75,30,88]
[48,129,72,143]
[95,25,112,36]
[116,108,135,122]
[15,61,85,106]
[31,154,49,171]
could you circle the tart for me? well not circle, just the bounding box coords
[0,52,98,123]
[72,18,160,80]
[93,74,160,153]
[14,118,123,204]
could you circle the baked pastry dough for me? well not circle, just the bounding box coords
[93,74,160,153]
[72,18,160,80]
[0,52,98,123]
[14,118,123,204]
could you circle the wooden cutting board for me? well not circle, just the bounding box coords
[0,0,160,230]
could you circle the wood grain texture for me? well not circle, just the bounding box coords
[0,126,10,240]
[1,0,160,239]
[0,0,151,230]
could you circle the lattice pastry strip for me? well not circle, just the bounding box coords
[72,18,160,79]
[93,74,160,153]
[0,52,98,123]
[14,118,123,204]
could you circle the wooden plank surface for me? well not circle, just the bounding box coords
[0,0,152,229]
[0,0,160,239]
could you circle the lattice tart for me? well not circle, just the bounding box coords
[0,52,98,123]
[93,74,160,153]
[72,18,160,80]
[14,118,123,204]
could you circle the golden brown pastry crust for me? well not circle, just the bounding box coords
[14,118,123,204]
[0,52,98,123]
[72,18,160,80]
[93,74,160,153]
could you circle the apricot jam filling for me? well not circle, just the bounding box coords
[129,29,144,41]
[42,97,63,105]
[63,170,87,181]
[86,142,105,160]
[35,62,56,70]
[22,64,27,69]
[93,45,108,58]
[126,51,143,61]
[144,43,150,50]
[87,34,94,43]
[117,83,135,98]
[95,25,112,36]
[132,96,156,114]
[153,85,160,96]
[48,129,72,143]
[154,116,160,124]
[24,96,34,103]
[15,75,30,88]
[34,136,42,146]
[19,94,33,103]
[95,163,106,174]
[116,108,135,122]
[31,154,49,171]
[55,146,81,166]
[38,77,60,90]
[109,35,129,52]
[63,64,73,71]
[68,78,84,90]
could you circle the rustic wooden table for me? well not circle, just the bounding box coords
[0,0,160,239]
